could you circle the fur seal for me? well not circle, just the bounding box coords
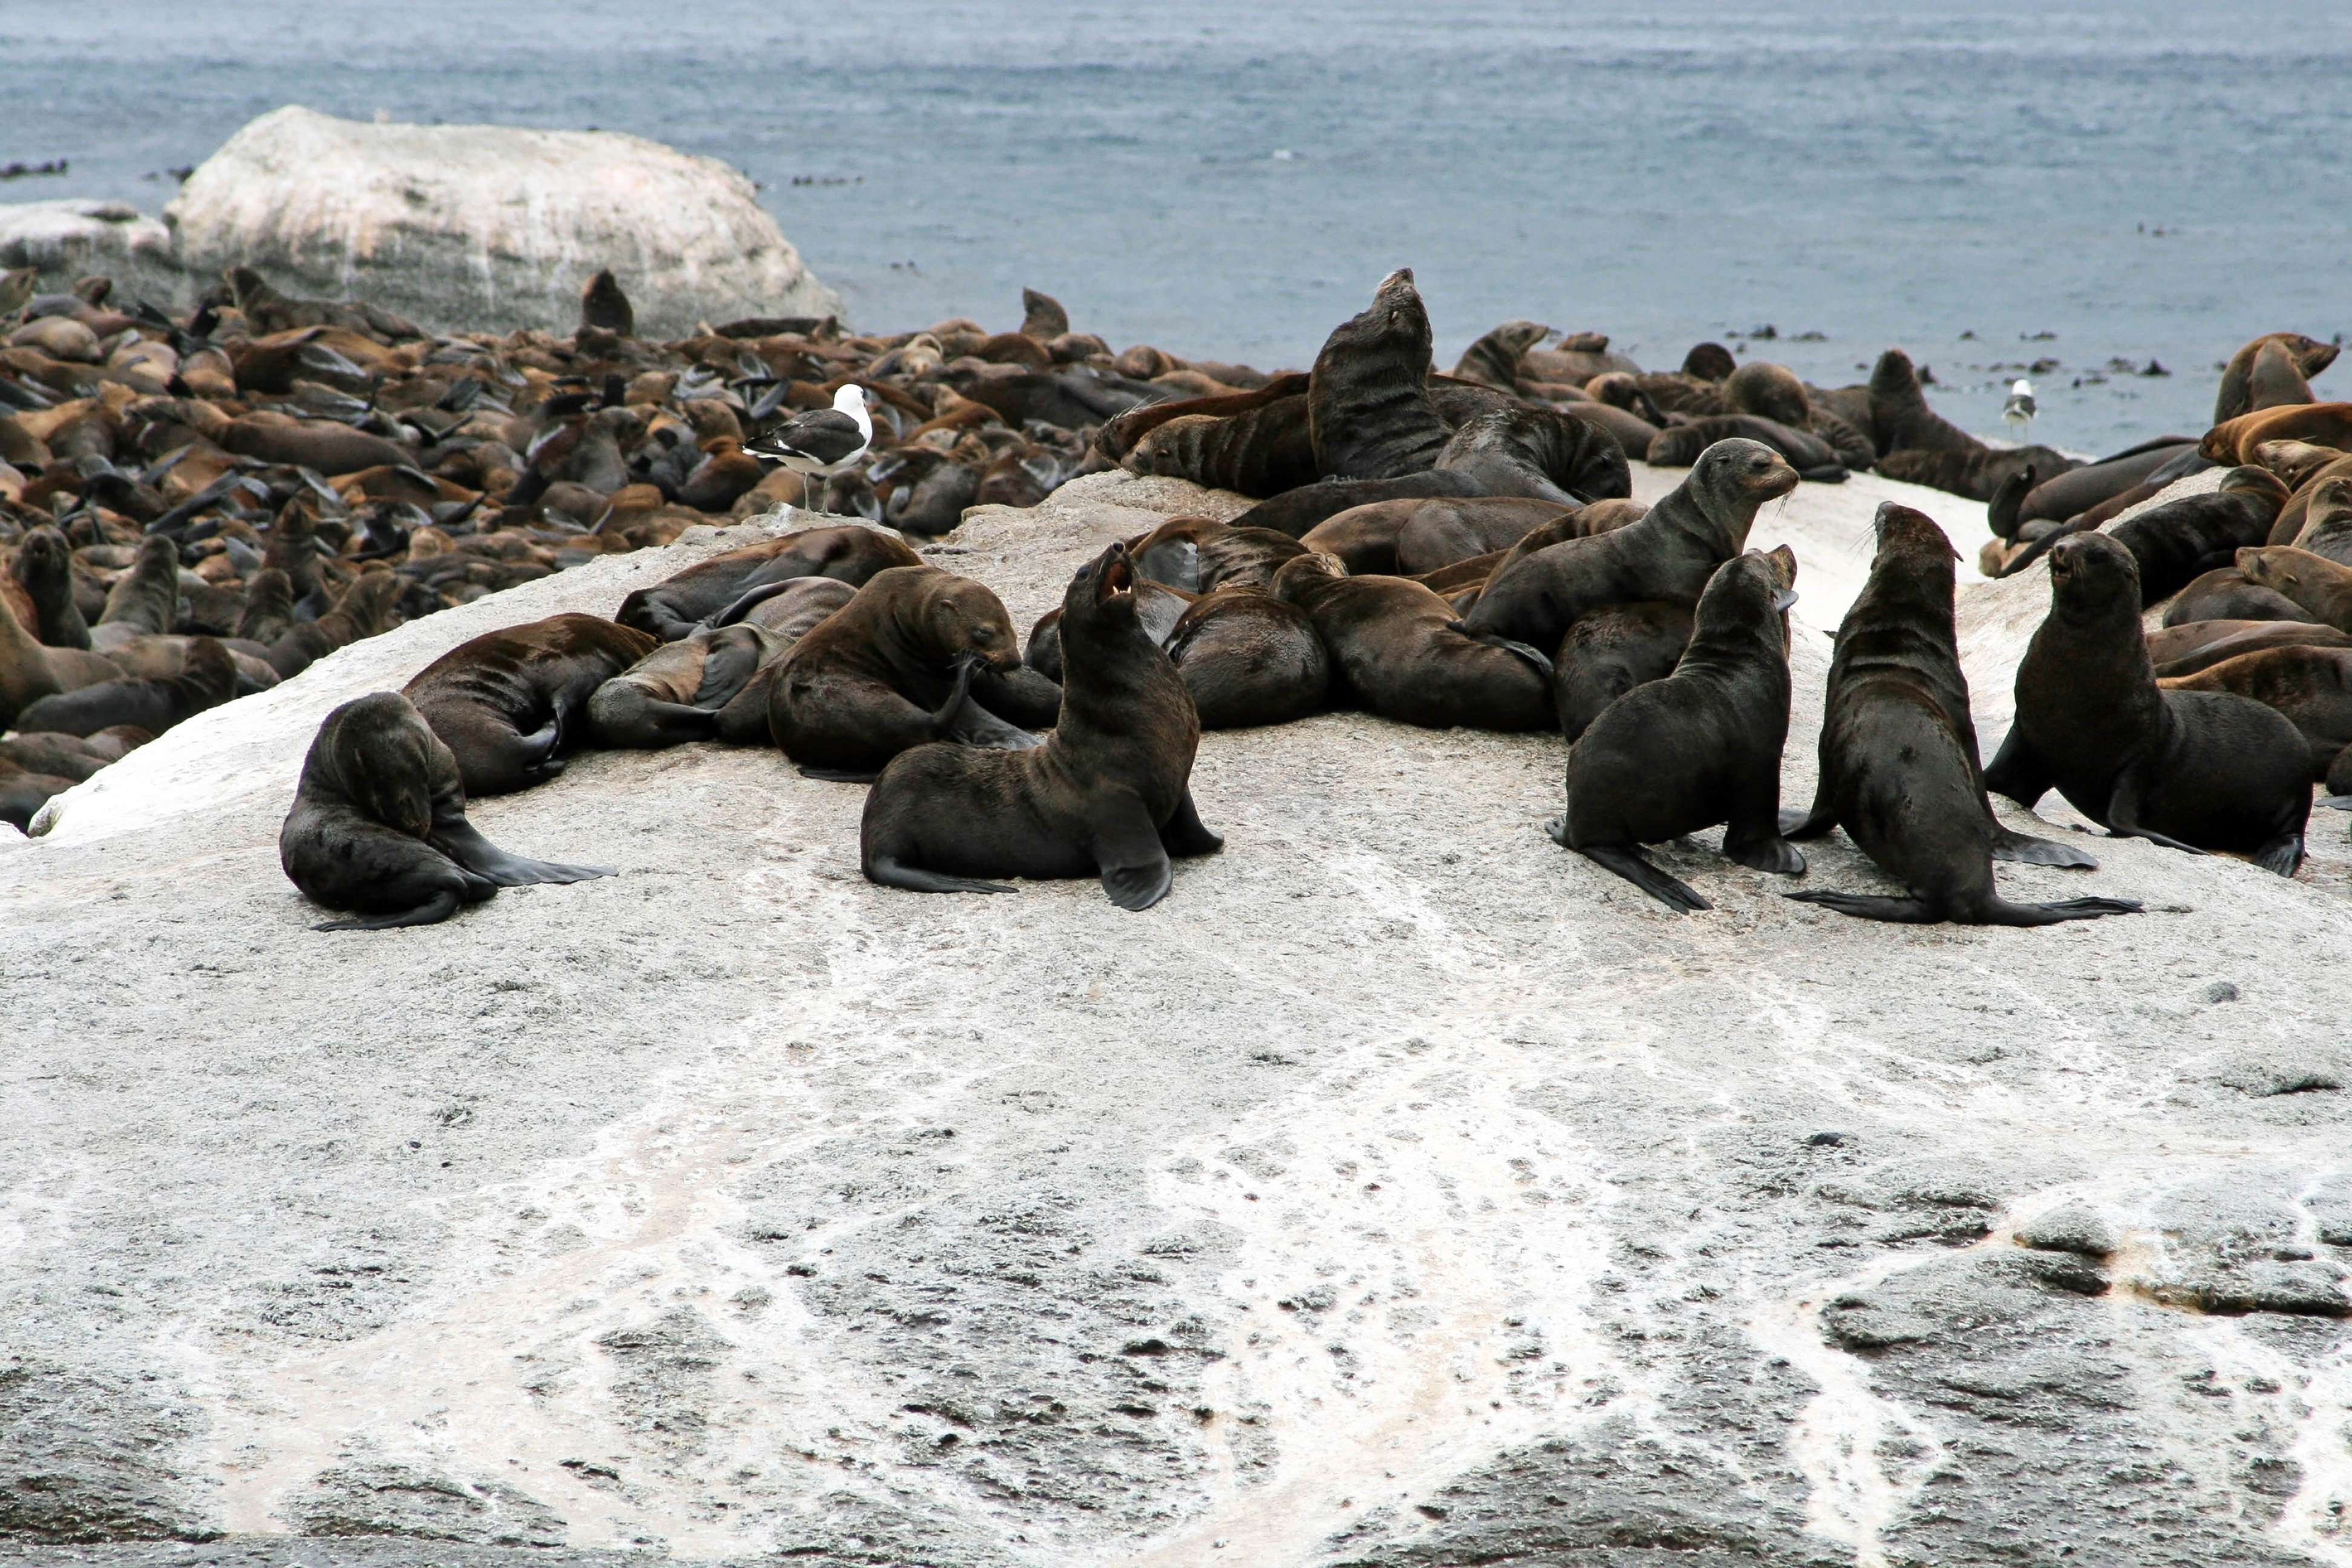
[2161,646,2352,785]
[1549,550,1803,912]
[13,633,235,738]
[1993,466,2292,599]
[2202,403,2352,466]
[1272,553,1553,731]
[1125,517,1309,593]
[2148,619,2352,679]
[90,535,183,650]
[9,527,90,648]
[579,269,634,337]
[2290,474,2352,563]
[709,577,855,743]
[1645,414,1848,482]
[2233,546,2352,633]
[1299,497,1573,577]
[2003,441,2203,535]
[1985,532,2310,875]
[770,564,1039,779]
[267,571,403,678]
[1455,439,1797,650]
[1785,503,2140,926]
[1024,579,1194,684]
[1308,269,1452,480]
[236,568,295,645]
[403,614,658,795]
[860,541,1221,909]
[615,525,923,641]
[2160,567,2310,627]
[1552,601,1696,742]
[0,587,65,728]
[282,692,612,931]
[2215,333,2339,424]
[1164,589,1330,729]
[588,622,777,747]
[1103,375,1317,497]
[1451,321,1552,390]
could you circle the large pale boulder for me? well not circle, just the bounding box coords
[0,198,179,300]
[162,105,841,337]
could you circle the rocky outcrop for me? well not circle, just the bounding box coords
[162,107,839,338]
[0,199,178,300]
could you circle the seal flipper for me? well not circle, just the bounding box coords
[798,765,881,783]
[1552,825,1711,913]
[1158,789,1224,858]
[2103,773,2207,855]
[1450,621,1554,679]
[1722,829,1805,875]
[431,819,615,887]
[691,632,767,708]
[2251,832,2304,878]
[863,854,1015,896]
[1786,890,1939,923]
[943,694,1044,751]
[316,890,468,932]
[1988,822,2099,869]
[1090,797,1177,911]
[1982,727,2053,807]
[708,577,796,629]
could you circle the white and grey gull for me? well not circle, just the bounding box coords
[2002,377,2037,438]
[744,383,873,515]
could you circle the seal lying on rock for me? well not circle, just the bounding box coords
[589,622,778,748]
[1785,503,2138,925]
[281,691,611,931]
[1986,533,2311,875]
[1993,467,2292,602]
[1164,589,1331,730]
[615,525,923,641]
[1273,552,1554,731]
[771,565,1040,780]
[861,542,1222,909]
[1549,550,1804,912]
[403,613,658,795]
[12,634,234,738]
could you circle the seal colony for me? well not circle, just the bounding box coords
[1,260,2342,926]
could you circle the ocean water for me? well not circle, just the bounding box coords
[3,0,2347,454]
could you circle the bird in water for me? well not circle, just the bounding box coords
[2002,377,2037,439]
[745,383,874,517]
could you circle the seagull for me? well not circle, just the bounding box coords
[743,383,873,515]
[2002,377,2036,439]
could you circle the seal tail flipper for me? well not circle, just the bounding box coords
[692,637,766,707]
[1575,843,1711,913]
[863,854,1015,895]
[798,765,881,783]
[1989,823,2099,868]
[1785,889,1940,923]
[434,821,613,887]
[1449,622,1553,678]
[2320,795,2352,811]
[1968,895,2146,927]
[315,890,466,931]
[2251,833,2304,878]
[708,578,795,629]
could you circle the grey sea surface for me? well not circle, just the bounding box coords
[4,1,2349,449]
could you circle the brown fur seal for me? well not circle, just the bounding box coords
[2148,619,2352,679]
[2265,451,2352,547]
[1125,517,1308,593]
[615,525,923,641]
[90,535,183,650]
[1646,414,1848,482]
[1024,580,1194,684]
[1866,348,1976,456]
[282,692,612,931]
[2244,338,2315,411]
[2292,476,2352,564]
[403,614,658,795]
[1875,443,2073,503]
[9,527,90,648]
[1451,321,1552,390]
[1300,497,1573,576]
[1985,532,2310,874]
[711,577,856,743]
[13,634,235,738]
[588,622,778,747]
[2215,333,2339,424]
[2159,567,2310,627]
[1552,601,1696,742]
[770,565,1039,780]
[2202,403,2352,466]
[1456,439,1798,650]
[0,765,74,832]
[1308,269,1452,480]
[235,567,295,645]
[860,542,1221,909]
[267,571,403,679]
[1993,466,2291,601]
[2002,441,2203,534]
[0,587,64,728]
[2234,546,2352,633]
[1786,503,2139,925]
[1163,589,1330,730]
[1272,553,1553,731]
[579,269,634,337]
[1099,373,1315,497]
[2161,646,2352,784]
[1549,550,1803,912]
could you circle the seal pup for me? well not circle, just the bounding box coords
[1985,532,2311,875]
[1272,552,1554,731]
[1308,269,1452,480]
[1549,550,1805,912]
[403,614,658,796]
[861,541,1221,909]
[1455,439,1798,650]
[588,623,778,748]
[1164,589,1330,730]
[282,692,612,932]
[2148,619,2352,679]
[1782,504,2140,925]
[616,525,923,641]
[2236,546,2352,633]
[770,564,1039,780]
